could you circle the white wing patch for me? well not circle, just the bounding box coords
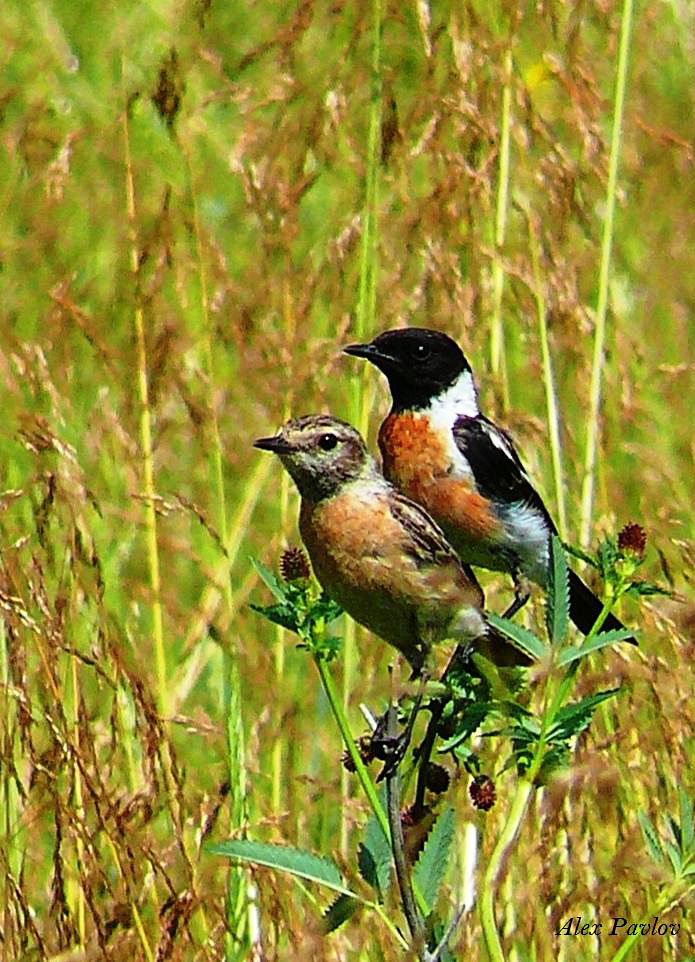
[479,420,530,479]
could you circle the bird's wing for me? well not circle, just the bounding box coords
[387,490,460,563]
[452,414,557,531]
[387,490,484,586]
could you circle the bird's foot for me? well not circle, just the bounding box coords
[502,574,531,620]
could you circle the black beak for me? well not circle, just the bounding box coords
[253,435,293,454]
[343,342,374,360]
[343,342,396,369]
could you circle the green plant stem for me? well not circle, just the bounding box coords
[579,0,634,546]
[121,100,167,720]
[528,215,567,539]
[314,655,430,920]
[490,45,513,411]
[315,656,390,843]
[186,149,249,958]
[355,0,382,344]
[479,586,616,959]
[385,702,425,954]
[344,0,382,859]
[479,777,534,962]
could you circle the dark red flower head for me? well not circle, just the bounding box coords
[470,775,496,811]
[618,523,646,560]
[280,546,311,581]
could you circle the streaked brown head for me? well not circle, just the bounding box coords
[254,415,375,501]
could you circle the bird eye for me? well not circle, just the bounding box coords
[318,433,338,451]
[411,342,431,360]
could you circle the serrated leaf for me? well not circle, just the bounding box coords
[250,557,289,602]
[538,744,571,781]
[357,843,379,892]
[311,593,344,624]
[249,601,299,632]
[597,539,620,582]
[680,788,694,853]
[664,839,682,875]
[556,629,638,666]
[638,812,664,863]
[546,535,570,644]
[546,689,619,742]
[358,796,392,896]
[562,541,599,569]
[667,813,682,848]
[322,893,360,932]
[500,724,539,744]
[315,635,342,661]
[413,808,455,913]
[207,839,356,896]
[438,702,493,753]
[486,613,547,661]
[627,581,671,597]
[499,700,535,721]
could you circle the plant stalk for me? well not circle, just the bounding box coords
[579,0,634,545]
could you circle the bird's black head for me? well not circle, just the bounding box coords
[344,328,472,411]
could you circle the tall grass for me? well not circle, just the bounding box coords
[579,0,636,547]
[1,0,694,958]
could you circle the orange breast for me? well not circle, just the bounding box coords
[379,412,501,541]
[380,412,450,486]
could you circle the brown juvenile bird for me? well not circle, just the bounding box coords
[254,415,528,674]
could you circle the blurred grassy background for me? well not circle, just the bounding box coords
[1,0,694,958]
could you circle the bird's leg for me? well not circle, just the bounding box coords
[502,569,531,620]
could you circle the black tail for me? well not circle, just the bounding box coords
[568,568,636,644]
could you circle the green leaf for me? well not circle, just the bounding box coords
[664,839,682,875]
[486,613,547,661]
[638,812,664,863]
[597,539,620,583]
[322,893,360,932]
[438,702,493,753]
[555,629,638,666]
[627,581,671,597]
[546,689,619,742]
[546,535,570,644]
[314,634,342,662]
[562,541,599,569]
[667,813,682,848]
[310,593,344,624]
[358,793,392,896]
[680,788,694,853]
[249,601,299,633]
[251,557,289,602]
[413,807,455,913]
[207,839,356,897]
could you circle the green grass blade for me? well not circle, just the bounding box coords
[579,0,635,545]
[680,788,694,854]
